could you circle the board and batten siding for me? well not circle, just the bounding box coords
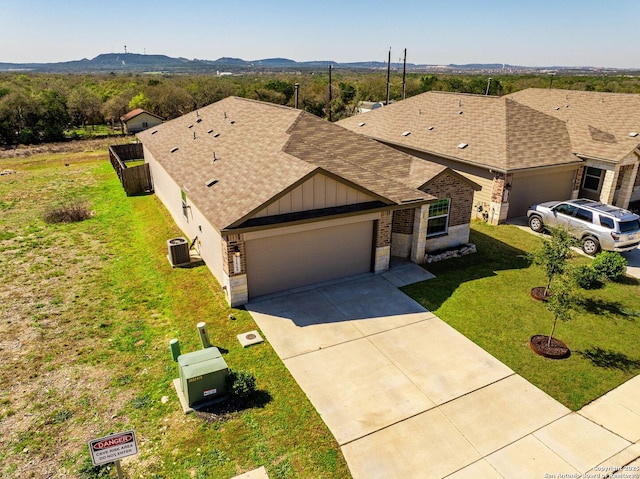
[251,173,376,218]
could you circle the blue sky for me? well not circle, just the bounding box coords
[2,0,639,68]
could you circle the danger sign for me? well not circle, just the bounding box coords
[88,430,138,466]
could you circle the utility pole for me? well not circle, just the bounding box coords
[402,48,407,100]
[386,48,391,105]
[485,77,492,95]
[328,64,332,121]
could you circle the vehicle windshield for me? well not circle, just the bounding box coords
[619,219,640,233]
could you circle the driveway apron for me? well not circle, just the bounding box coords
[247,269,640,478]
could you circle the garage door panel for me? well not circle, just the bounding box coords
[246,221,373,298]
[509,170,575,218]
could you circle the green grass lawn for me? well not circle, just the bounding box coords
[403,221,640,411]
[0,150,349,478]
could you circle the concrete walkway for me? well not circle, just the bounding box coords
[247,266,640,478]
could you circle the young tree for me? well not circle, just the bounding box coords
[530,226,574,297]
[544,273,574,348]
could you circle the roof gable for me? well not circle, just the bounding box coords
[506,88,640,162]
[138,97,440,231]
[338,91,580,172]
[120,108,163,122]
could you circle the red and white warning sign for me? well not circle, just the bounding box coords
[88,430,138,466]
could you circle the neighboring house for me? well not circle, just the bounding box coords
[137,96,478,306]
[357,101,386,114]
[338,89,640,224]
[120,108,164,134]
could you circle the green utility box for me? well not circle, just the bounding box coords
[178,347,228,407]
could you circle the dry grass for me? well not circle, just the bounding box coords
[0,145,349,479]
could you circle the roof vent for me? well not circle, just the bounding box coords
[629,132,639,138]
[402,131,411,136]
[170,147,179,153]
[151,130,158,135]
[230,120,235,124]
[458,111,463,115]
[196,118,202,123]
[358,122,366,127]
[188,124,194,128]
[213,152,218,161]
[207,129,214,134]
[428,126,435,131]
[555,107,560,110]
[205,179,218,187]
[214,133,220,138]
[457,143,468,149]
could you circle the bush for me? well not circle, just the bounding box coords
[226,370,256,399]
[572,264,602,290]
[43,201,92,224]
[592,251,627,281]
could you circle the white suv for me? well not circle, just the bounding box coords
[527,199,640,255]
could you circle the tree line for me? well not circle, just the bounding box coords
[1,70,640,146]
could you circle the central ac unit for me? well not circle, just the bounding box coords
[167,237,190,266]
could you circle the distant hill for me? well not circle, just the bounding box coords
[0,52,631,74]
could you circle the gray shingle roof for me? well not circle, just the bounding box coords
[338,90,581,172]
[137,97,442,231]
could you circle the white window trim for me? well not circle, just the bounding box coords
[426,199,450,237]
[582,166,604,192]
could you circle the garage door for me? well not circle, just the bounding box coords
[508,169,576,218]
[245,220,374,298]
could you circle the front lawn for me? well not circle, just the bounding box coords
[403,221,640,411]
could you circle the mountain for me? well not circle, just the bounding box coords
[0,53,630,74]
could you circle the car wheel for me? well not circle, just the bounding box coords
[582,237,600,256]
[529,215,544,232]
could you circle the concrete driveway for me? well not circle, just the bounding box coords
[247,268,640,478]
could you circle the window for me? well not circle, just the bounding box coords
[426,199,450,237]
[599,216,614,229]
[575,208,593,223]
[554,203,577,216]
[582,167,604,192]
[181,190,189,220]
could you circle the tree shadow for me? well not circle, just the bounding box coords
[194,389,272,423]
[576,297,638,321]
[576,347,640,371]
[403,227,533,311]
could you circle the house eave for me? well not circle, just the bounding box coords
[221,199,431,236]
[373,137,509,174]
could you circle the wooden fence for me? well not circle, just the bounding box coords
[109,143,153,196]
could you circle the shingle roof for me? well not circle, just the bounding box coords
[120,108,163,122]
[137,97,441,231]
[506,88,640,162]
[338,91,581,172]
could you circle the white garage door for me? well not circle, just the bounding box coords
[245,220,374,298]
[509,170,576,218]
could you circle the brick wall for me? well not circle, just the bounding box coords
[392,208,415,234]
[375,211,392,247]
[420,172,475,227]
[490,173,507,203]
[222,234,246,276]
